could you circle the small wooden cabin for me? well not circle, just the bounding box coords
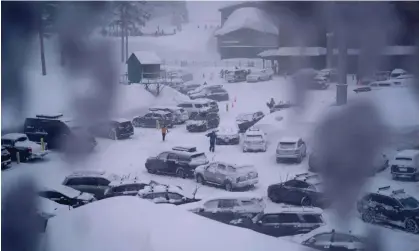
[126,51,161,84]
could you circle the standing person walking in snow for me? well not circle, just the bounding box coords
[161,125,168,141]
[206,130,217,152]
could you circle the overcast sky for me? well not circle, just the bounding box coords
[187,1,227,22]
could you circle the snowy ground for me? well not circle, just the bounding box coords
[2,20,419,251]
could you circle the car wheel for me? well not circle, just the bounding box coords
[301,197,312,207]
[196,174,205,185]
[297,155,303,163]
[405,218,419,234]
[361,210,375,223]
[147,168,156,174]
[176,168,186,179]
[224,181,233,191]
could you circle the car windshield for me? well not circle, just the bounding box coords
[245,135,263,140]
[395,157,413,161]
[190,153,208,165]
[279,142,296,149]
[399,197,419,209]
[16,137,28,142]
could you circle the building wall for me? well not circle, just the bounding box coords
[217,29,278,59]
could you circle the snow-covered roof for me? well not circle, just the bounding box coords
[2,133,27,141]
[395,149,419,158]
[132,51,161,65]
[149,110,172,115]
[149,106,182,111]
[215,7,279,36]
[263,205,323,215]
[46,197,316,251]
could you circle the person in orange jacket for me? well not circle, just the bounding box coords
[161,125,168,141]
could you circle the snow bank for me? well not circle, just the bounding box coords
[46,197,315,251]
[215,7,278,36]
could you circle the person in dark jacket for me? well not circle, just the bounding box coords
[206,130,217,152]
[267,98,275,109]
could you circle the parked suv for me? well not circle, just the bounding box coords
[177,100,211,117]
[268,173,328,208]
[186,112,220,132]
[242,127,267,152]
[276,137,307,163]
[194,161,259,191]
[189,88,229,102]
[216,125,240,145]
[230,206,325,237]
[357,186,419,234]
[132,111,174,128]
[24,113,96,150]
[1,133,50,162]
[37,184,96,208]
[104,178,160,198]
[137,184,200,205]
[181,193,265,224]
[1,146,12,169]
[390,149,419,181]
[149,106,189,124]
[145,146,209,178]
[62,170,121,198]
[89,118,134,140]
[236,111,264,133]
[195,99,219,113]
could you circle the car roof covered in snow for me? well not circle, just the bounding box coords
[279,137,301,143]
[374,186,411,199]
[111,118,131,123]
[217,125,239,133]
[215,7,278,36]
[149,106,182,112]
[211,161,255,169]
[263,205,323,215]
[138,184,185,196]
[2,133,27,141]
[391,68,407,74]
[148,110,172,115]
[132,51,161,65]
[39,184,82,198]
[66,170,120,181]
[193,98,217,104]
[245,127,264,136]
[46,197,317,251]
[109,178,159,187]
[394,149,419,158]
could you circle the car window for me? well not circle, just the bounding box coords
[313,233,334,242]
[195,104,203,108]
[64,177,89,186]
[206,163,217,172]
[167,154,179,161]
[152,192,168,200]
[1,139,13,146]
[218,199,239,208]
[333,233,359,242]
[158,152,169,160]
[113,185,128,193]
[277,213,301,223]
[167,192,183,200]
[381,197,401,208]
[16,137,28,142]
[203,200,219,209]
[299,214,323,224]
[261,214,279,224]
[217,164,226,171]
[96,178,111,186]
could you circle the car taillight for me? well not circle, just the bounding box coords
[28,148,32,153]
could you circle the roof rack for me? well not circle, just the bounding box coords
[295,173,310,178]
[172,146,197,152]
[378,186,391,191]
[392,189,405,195]
[36,113,63,119]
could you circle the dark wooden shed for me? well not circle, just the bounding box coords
[126,51,161,84]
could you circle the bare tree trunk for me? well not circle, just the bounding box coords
[39,17,47,75]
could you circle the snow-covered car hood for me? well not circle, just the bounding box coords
[77,192,95,201]
[186,120,206,126]
[15,140,43,152]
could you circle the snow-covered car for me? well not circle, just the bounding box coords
[242,127,267,152]
[177,100,212,117]
[390,68,407,79]
[62,170,121,199]
[268,101,295,113]
[225,69,248,83]
[132,111,174,128]
[276,137,307,163]
[179,82,201,94]
[194,161,259,191]
[1,146,11,169]
[149,106,189,124]
[391,74,416,86]
[230,206,325,238]
[236,111,265,133]
[186,112,220,132]
[390,149,419,180]
[216,125,240,145]
[38,184,96,208]
[187,84,224,96]
[104,178,160,198]
[193,98,219,113]
[137,184,201,205]
[37,196,72,219]
[368,80,398,89]
[189,87,229,101]
[246,68,273,82]
[309,76,330,90]
[292,226,366,251]
[316,68,338,83]
[179,193,265,224]
[1,133,50,162]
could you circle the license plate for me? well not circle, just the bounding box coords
[399,168,407,172]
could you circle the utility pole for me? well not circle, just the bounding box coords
[333,2,348,106]
[326,32,334,69]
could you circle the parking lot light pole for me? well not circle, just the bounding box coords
[336,27,348,106]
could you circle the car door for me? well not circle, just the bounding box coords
[304,233,334,250]
[154,152,170,172]
[203,163,218,183]
[282,180,307,204]
[214,163,228,185]
[256,214,282,236]
[166,153,180,174]
[380,197,402,223]
[217,199,240,222]
[276,213,304,236]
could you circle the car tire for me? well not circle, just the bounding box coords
[301,197,312,207]
[405,218,419,234]
[196,174,205,185]
[224,181,233,192]
[361,210,375,223]
[147,168,156,174]
[176,168,186,179]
